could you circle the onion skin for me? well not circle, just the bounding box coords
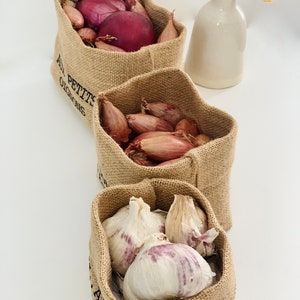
[137,133,194,162]
[157,10,178,43]
[76,0,126,30]
[98,94,131,145]
[77,27,97,45]
[63,4,84,29]
[126,113,174,133]
[97,11,156,52]
[175,118,199,137]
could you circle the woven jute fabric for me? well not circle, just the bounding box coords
[89,178,236,300]
[92,67,238,230]
[50,0,186,130]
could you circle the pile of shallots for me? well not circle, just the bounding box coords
[62,0,178,52]
[99,94,212,166]
[102,194,220,299]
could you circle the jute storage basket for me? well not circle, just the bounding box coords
[89,178,236,300]
[50,0,186,130]
[92,67,238,230]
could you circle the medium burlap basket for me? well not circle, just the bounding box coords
[89,178,236,300]
[92,67,238,230]
[50,0,186,130]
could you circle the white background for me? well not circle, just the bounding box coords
[1,0,300,299]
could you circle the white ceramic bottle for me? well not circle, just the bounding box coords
[184,0,247,89]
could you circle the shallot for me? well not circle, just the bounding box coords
[136,132,194,162]
[157,10,178,43]
[63,4,84,29]
[98,94,131,145]
[126,113,173,133]
[124,131,172,155]
[141,99,185,127]
[175,117,200,137]
[127,150,157,166]
[193,133,212,146]
[77,27,97,45]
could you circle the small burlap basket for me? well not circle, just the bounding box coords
[89,178,236,300]
[50,0,186,130]
[92,67,238,230]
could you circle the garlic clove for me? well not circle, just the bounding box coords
[102,196,166,275]
[123,233,215,300]
[195,228,219,257]
[165,194,218,257]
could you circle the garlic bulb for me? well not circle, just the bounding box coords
[123,233,215,300]
[165,194,219,256]
[102,196,166,276]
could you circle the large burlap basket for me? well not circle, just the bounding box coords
[50,0,186,130]
[92,67,238,230]
[89,178,236,300]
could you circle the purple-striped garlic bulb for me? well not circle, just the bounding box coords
[102,196,166,276]
[123,233,215,300]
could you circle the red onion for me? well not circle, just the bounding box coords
[76,0,126,30]
[97,11,156,52]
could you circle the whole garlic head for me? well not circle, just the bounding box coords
[102,196,165,276]
[165,194,219,257]
[123,233,215,300]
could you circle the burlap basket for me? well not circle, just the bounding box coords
[50,0,186,130]
[92,67,238,230]
[89,178,236,300]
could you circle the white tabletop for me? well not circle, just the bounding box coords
[1,1,300,299]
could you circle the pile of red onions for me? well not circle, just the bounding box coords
[62,0,178,52]
[98,94,212,166]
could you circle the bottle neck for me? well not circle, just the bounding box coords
[210,0,235,9]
